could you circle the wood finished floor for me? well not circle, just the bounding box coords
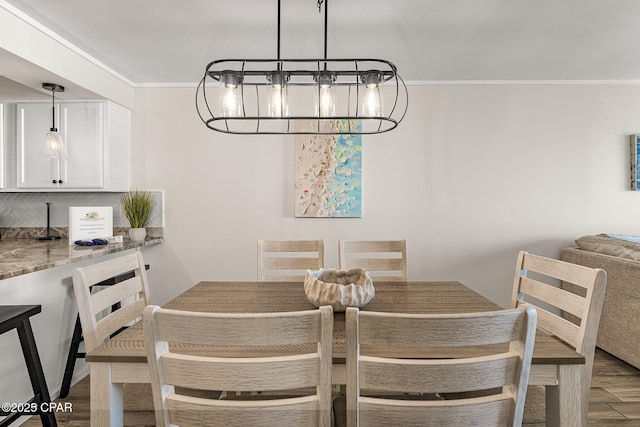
[20,349,640,426]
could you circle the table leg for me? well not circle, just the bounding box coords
[89,363,123,427]
[545,364,582,427]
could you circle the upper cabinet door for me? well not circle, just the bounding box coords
[16,102,62,189]
[60,102,105,189]
[16,102,106,190]
[0,103,4,189]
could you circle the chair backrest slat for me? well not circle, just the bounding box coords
[341,240,405,252]
[339,240,407,282]
[258,240,324,282]
[359,353,519,393]
[166,395,320,427]
[260,240,323,252]
[520,252,598,288]
[261,257,323,270]
[154,308,322,346]
[527,302,581,349]
[161,353,320,391]
[346,306,537,427]
[77,253,143,289]
[519,276,585,318]
[94,298,146,344]
[359,309,525,347]
[358,396,514,427]
[90,276,144,313]
[144,305,334,427]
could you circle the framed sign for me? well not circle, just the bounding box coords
[69,206,113,244]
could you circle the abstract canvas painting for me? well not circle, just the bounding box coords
[631,134,640,190]
[295,120,362,217]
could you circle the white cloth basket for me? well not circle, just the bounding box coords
[304,268,375,312]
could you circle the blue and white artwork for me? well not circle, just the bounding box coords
[632,134,640,190]
[295,120,362,217]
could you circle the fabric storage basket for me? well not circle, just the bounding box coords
[304,268,375,312]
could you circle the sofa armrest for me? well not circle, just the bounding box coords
[562,247,640,369]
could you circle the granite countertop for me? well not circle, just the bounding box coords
[0,228,163,280]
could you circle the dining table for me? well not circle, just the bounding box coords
[85,280,584,427]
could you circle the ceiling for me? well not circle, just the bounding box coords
[3,0,640,87]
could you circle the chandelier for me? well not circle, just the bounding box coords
[195,0,408,135]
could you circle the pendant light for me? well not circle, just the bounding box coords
[40,83,68,159]
[196,0,408,135]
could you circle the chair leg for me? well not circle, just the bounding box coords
[61,302,123,398]
[60,315,84,398]
[17,318,57,427]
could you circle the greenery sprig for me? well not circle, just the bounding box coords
[120,190,154,228]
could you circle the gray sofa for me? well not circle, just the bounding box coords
[562,235,640,369]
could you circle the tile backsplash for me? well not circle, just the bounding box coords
[0,191,164,228]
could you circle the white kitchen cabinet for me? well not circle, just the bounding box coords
[0,103,4,189]
[15,101,130,191]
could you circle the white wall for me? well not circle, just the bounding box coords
[0,3,134,107]
[135,84,640,308]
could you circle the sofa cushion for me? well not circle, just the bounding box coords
[603,233,640,243]
[575,235,640,261]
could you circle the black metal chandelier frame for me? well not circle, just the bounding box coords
[196,0,408,135]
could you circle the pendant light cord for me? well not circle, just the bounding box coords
[42,83,64,132]
[51,88,56,131]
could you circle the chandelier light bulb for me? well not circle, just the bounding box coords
[219,73,243,117]
[315,73,336,117]
[360,73,383,117]
[267,72,290,118]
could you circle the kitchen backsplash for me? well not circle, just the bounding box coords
[0,191,164,228]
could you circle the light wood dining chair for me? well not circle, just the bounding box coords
[143,305,334,427]
[257,239,324,282]
[338,240,407,282]
[72,251,151,356]
[72,251,154,415]
[511,251,607,425]
[344,306,537,427]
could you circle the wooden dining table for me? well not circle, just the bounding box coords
[86,280,584,427]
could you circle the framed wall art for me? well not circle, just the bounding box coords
[294,120,362,217]
[631,134,640,190]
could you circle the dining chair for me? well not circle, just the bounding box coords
[344,305,537,427]
[257,239,324,282]
[338,240,407,282]
[511,250,607,425]
[72,251,154,415]
[73,251,151,355]
[143,305,334,427]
